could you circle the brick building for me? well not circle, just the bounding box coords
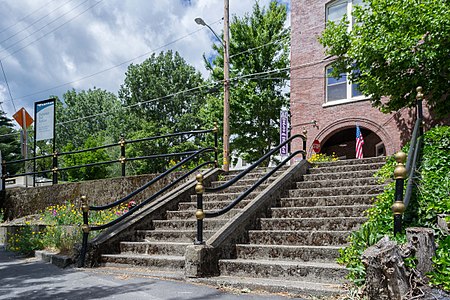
[290,0,424,159]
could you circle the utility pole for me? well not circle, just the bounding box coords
[223,0,230,172]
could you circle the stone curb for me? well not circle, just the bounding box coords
[35,250,73,268]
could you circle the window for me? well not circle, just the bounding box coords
[326,66,363,103]
[325,0,365,104]
[326,0,364,30]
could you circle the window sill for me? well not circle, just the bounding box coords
[322,96,369,108]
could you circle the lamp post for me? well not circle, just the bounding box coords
[195,0,230,171]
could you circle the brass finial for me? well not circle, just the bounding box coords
[196,209,205,220]
[53,151,58,157]
[81,224,90,233]
[302,127,308,137]
[213,122,218,133]
[394,151,407,179]
[119,156,126,164]
[392,201,406,215]
[81,195,89,212]
[416,86,423,100]
[195,173,204,194]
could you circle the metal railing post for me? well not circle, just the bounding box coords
[52,151,58,184]
[1,160,6,192]
[302,128,307,159]
[119,134,126,177]
[79,195,90,267]
[416,87,424,135]
[195,173,205,245]
[213,122,218,167]
[392,151,407,235]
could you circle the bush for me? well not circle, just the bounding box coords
[338,126,450,291]
[7,201,129,255]
[308,153,339,163]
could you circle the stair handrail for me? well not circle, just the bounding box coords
[78,124,219,267]
[392,86,424,235]
[1,127,219,189]
[193,134,307,244]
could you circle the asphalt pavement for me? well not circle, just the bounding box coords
[0,247,295,300]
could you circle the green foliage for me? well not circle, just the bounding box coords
[0,109,21,174]
[202,1,290,165]
[61,136,110,181]
[338,126,450,290]
[8,201,129,255]
[319,0,450,117]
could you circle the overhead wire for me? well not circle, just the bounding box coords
[0,59,16,112]
[0,0,57,35]
[0,0,103,60]
[0,0,74,45]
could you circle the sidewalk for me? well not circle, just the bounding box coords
[0,247,294,300]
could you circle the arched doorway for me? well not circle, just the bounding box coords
[320,127,385,159]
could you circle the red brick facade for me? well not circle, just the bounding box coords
[290,0,420,159]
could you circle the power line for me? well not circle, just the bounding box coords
[0,0,57,35]
[3,20,220,103]
[0,59,17,112]
[0,0,103,60]
[0,0,74,45]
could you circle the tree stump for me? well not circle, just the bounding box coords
[362,236,410,300]
[406,227,436,277]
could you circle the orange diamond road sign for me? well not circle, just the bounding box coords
[13,107,33,129]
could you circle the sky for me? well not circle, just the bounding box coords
[0,0,290,124]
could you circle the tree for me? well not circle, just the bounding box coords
[118,50,209,174]
[119,50,207,133]
[202,1,290,164]
[56,88,125,150]
[319,0,450,117]
[0,108,21,174]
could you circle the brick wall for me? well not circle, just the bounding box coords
[290,0,442,159]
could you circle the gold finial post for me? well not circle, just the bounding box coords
[195,173,205,244]
[392,151,407,235]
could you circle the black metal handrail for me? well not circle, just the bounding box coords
[1,127,218,190]
[392,87,424,235]
[193,134,307,245]
[78,147,217,267]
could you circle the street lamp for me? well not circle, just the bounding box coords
[195,3,230,171]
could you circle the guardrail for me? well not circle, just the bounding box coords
[392,87,424,235]
[1,126,219,190]
[193,134,307,245]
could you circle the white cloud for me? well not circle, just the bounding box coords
[0,0,288,118]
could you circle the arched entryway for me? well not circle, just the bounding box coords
[320,127,385,159]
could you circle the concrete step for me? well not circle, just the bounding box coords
[190,191,259,202]
[152,219,227,230]
[271,205,371,218]
[119,241,189,256]
[166,208,241,220]
[219,259,347,284]
[303,169,379,181]
[101,253,184,270]
[259,217,366,231]
[308,162,385,174]
[288,185,384,197]
[191,276,345,297]
[278,195,376,207]
[207,184,268,194]
[210,177,276,188]
[296,177,379,189]
[136,229,215,243]
[248,230,350,246]
[313,157,386,167]
[222,170,285,181]
[235,244,341,262]
[178,199,252,210]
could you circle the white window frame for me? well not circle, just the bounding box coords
[324,0,367,106]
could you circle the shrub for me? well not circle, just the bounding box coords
[338,126,450,291]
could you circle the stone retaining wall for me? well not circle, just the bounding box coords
[0,172,188,220]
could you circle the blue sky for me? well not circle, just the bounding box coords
[0,0,290,123]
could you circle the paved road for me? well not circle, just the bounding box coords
[0,248,293,300]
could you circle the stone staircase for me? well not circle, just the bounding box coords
[202,157,386,296]
[99,167,284,275]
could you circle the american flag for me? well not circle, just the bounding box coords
[356,125,364,159]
